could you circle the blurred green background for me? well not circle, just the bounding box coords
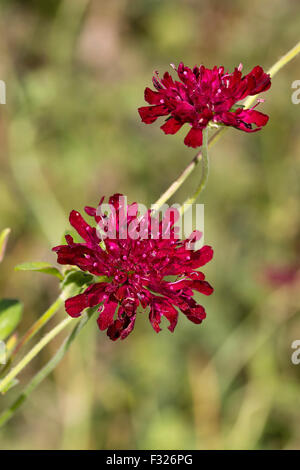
[0,0,300,450]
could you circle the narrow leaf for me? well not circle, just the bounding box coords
[15,262,63,280]
[0,300,23,341]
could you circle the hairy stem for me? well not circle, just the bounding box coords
[180,127,209,213]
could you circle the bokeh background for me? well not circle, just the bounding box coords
[0,0,300,450]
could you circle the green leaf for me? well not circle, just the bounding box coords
[0,300,23,341]
[15,262,63,280]
[60,269,94,299]
[0,228,11,263]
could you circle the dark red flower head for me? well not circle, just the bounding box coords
[53,194,214,341]
[138,63,271,148]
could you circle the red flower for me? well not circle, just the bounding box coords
[53,194,214,341]
[264,265,300,288]
[138,63,271,148]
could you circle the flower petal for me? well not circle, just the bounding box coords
[97,301,118,330]
[190,245,214,268]
[184,127,203,148]
[177,62,196,85]
[144,87,163,105]
[149,298,178,333]
[69,210,99,244]
[65,294,87,318]
[186,305,206,324]
[237,109,269,127]
[138,105,169,124]
[172,102,196,122]
[120,315,136,339]
[160,117,183,135]
[191,280,214,295]
[85,283,109,307]
[106,314,136,341]
[247,66,271,94]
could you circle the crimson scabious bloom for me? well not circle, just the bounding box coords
[138,63,271,148]
[53,194,213,341]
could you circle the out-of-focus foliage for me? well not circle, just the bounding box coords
[0,228,23,344]
[0,299,23,342]
[0,0,300,449]
[0,229,11,263]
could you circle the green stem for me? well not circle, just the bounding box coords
[268,40,300,75]
[243,40,300,110]
[0,296,64,379]
[11,296,64,362]
[154,39,300,209]
[0,309,95,428]
[0,281,84,378]
[0,316,73,394]
[180,127,209,213]
[154,129,221,210]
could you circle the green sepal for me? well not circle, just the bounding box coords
[60,269,95,299]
